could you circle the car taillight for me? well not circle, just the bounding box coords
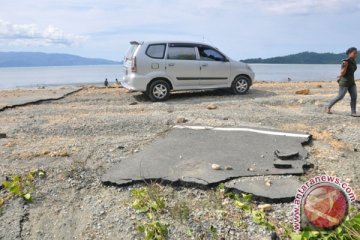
[131,57,137,72]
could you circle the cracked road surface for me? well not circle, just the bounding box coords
[102,125,311,193]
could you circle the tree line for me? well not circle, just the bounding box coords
[241,52,347,64]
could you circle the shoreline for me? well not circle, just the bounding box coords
[1,79,359,91]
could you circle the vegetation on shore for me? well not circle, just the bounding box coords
[242,52,347,64]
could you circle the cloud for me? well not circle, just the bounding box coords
[0,19,86,46]
[0,1,359,60]
[256,0,360,15]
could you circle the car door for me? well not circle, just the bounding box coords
[198,46,230,86]
[165,44,200,88]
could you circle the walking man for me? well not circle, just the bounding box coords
[326,47,359,117]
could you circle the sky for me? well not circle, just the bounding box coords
[0,0,360,61]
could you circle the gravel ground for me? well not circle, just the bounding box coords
[0,81,359,239]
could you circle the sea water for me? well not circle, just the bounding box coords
[0,65,123,89]
[249,64,360,82]
[0,64,359,89]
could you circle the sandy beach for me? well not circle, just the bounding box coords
[0,81,359,239]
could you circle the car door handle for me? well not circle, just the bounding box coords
[168,63,175,66]
[201,63,208,67]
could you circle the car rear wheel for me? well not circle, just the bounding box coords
[148,80,171,102]
[231,76,250,94]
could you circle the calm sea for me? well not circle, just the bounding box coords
[0,64,359,89]
[0,65,123,89]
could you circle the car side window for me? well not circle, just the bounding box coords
[198,47,225,61]
[146,44,166,59]
[167,47,197,60]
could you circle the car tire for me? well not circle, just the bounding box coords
[147,80,171,102]
[231,76,250,95]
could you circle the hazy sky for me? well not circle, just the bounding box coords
[0,0,359,61]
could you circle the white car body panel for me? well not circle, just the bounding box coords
[121,41,255,92]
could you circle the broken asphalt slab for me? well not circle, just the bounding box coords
[225,176,302,202]
[274,149,299,160]
[102,125,312,192]
[0,87,82,111]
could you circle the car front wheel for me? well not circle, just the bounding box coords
[148,80,171,102]
[231,76,250,94]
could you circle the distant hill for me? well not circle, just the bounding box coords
[242,52,347,64]
[0,52,121,67]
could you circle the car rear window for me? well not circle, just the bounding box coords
[126,43,139,59]
[167,47,196,60]
[146,44,166,59]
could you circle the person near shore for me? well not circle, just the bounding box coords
[325,47,359,117]
[104,78,109,87]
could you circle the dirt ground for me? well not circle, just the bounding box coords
[0,81,359,239]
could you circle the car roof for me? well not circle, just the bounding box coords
[131,40,213,48]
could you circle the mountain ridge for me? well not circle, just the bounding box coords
[241,51,348,64]
[0,52,121,67]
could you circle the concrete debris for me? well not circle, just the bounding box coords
[207,103,218,110]
[224,166,233,170]
[211,164,221,170]
[274,149,299,160]
[273,160,293,169]
[258,204,272,212]
[295,89,310,95]
[176,117,188,124]
[265,180,272,187]
[225,176,303,202]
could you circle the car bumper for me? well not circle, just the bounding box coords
[250,72,255,85]
[121,74,148,91]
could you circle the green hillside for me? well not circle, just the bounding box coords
[242,52,347,64]
[0,52,121,67]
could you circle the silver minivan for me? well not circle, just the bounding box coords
[122,41,255,101]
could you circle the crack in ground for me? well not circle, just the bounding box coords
[19,205,29,240]
[0,88,83,112]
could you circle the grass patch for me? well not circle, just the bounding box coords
[130,184,168,240]
[169,201,190,224]
[0,169,46,207]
